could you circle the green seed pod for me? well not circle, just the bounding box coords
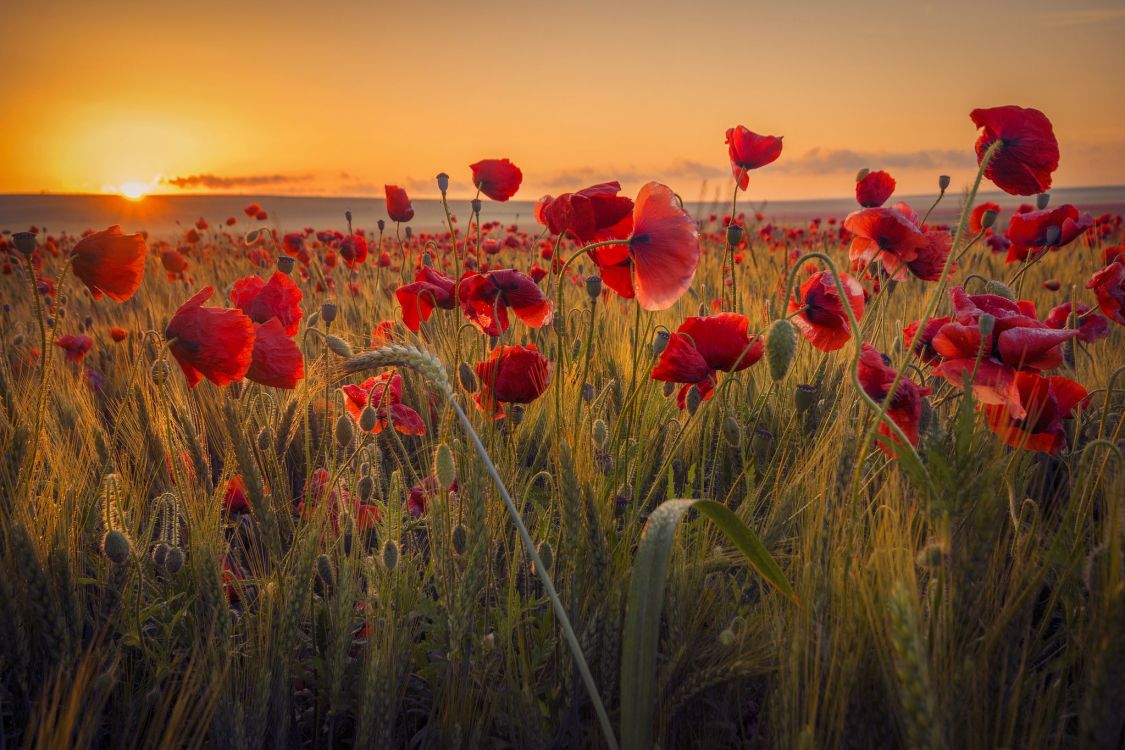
[794,384,817,414]
[585,275,602,300]
[357,475,374,502]
[685,385,702,416]
[306,311,321,328]
[434,443,457,489]
[1036,192,1050,210]
[12,231,37,256]
[164,546,185,575]
[257,426,272,451]
[335,414,354,448]
[979,209,998,230]
[458,362,477,391]
[535,541,553,573]
[722,416,741,448]
[451,524,468,556]
[359,406,378,433]
[978,313,996,337]
[662,381,676,399]
[150,359,170,385]
[277,256,295,274]
[725,223,743,247]
[421,251,433,267]
[151,542,170,568]
[316,554,335,589]
[766,319,797,382]
[471,198,482,214]
[320,302,338,325]
[855,168,870,182]
[938,174,951,190]
[382,540,399,571]
[983,280,1015,300]
[750,427,773,460]
[719,628,736,647]
[102,530,131,565]
[592,419,608,448]
[326,335,353,358]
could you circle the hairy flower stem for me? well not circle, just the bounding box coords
[574,295,598,423]
[725,168,745,310]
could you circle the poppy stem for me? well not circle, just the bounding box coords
[919,184,948,228]
[726,168,746,310]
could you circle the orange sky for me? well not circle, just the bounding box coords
[2,0,1123,202]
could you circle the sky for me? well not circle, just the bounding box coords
[1,0,1123,202]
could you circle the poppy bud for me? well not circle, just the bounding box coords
[316,553,335,590]
[151,542,170,567]
[582,382,594,401]
[652,330,670,357]
[685,385,702,415]
[277,256,295,274]
[938,175,951,191]
[382,540,399,571]
[377,219,385,232]
[592,418,608,448]
[257,427,272,451]
[458,362,477,391]
[980,210,998,230]
[436,172,450,195]
[1036,192,1050,210]
[795,384,817,414]
[335,414,354,447]
[326,335,353,358]
[722,416,741,448]
[766,319,797,382]
[536,541,553,573]
[585,275,602,300]
[855,168,870,182]
[718,628,736,647]
[359,406,378,433]
[978,314,996,337]
[662,381,676,398]
[164,546,184,574]
[471,198,482,215]
[102,530,131,564]
[320,302,338,325]
[405,227,413,239]
[1043,225,1061,246]
[451,524,468,556]
[150,359,170,385]
[726,223,743,247]
[421,251,433,267]
[357,475,375,502]
[307,311,320,328]
[509,403,525,425]
[751,427,773,460]
[915,542,945,569]
[984,280,1015,300]
[1042,278,1061,291]
[434,443,456,489]
[12,231,37,256]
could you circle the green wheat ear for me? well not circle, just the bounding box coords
[338,342,619,750]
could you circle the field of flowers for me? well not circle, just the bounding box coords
[1,106,1123,749]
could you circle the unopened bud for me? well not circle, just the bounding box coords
[382,540,399,571]
[151,542,170,567]
[685,385,702,415]
[471,198,482,214]
[722,416,741,448]
[335,414,354,447]
[652,330,670,357]
[980,210,998,230]
[458,362,477,391]
[359,406,378,432]
[316,553,335,589]
[377,219,386,232]
[978,313,996,337]
[751,427,774,460]
[102,530,131,564]
[163,546,184,574]
[434,443,456,489]
[582,382,594,401]
[984,280,1015,300]
[326,335,353,358]
[535,541,553,573]
[508,403,525,425]
[357,475,374,501]
[421,251,433,267]
[855,168,870,183]
[662,381,676,398]
[1036,192,1050,210]
[795,384,817,414]
[451,524,468,555]
[592,418,608,448]
[766,319,797,382]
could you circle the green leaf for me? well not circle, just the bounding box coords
[620,499,797,750]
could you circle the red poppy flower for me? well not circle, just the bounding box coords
[855,170,895,208]
[1043,302,1110,343]
[970,105,1059,196]
[223,475,250,514]
[470,159,523,202]
[385,185,415,223]
[459,269,552,336]
[160,249,189,277]
[244,202,262,218]
[56,334,93,364]
[856,344,932,455]
[1005,205,1092,263]
[1087,261,1125,325]
[536,181,634,243]
[844,207,928,281]
[340,371,426,435]
[230,271,304,336]
[339,233,368,268]
[651,313,763,408]
[70,225,147,302]
[298,468,382,534]
[931,287,1078,417]
[395,267,457,331]
[788,271,865,352]
[166,286,255,388]
[408,475,459,518]
[282,232,306,258]
[474,344,552,417]
[246,319,304,388]
[725,126,783,191]
[982,372,1088,454]
[902,316,951,364]
[628,182,701,310]
[109,326,129,342]
[969,202,1001,234]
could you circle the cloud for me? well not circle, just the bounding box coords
[772,147,977,175]
[534,158,727,192]
[163,173,314,189]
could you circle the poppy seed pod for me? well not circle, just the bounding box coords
[722,416,741,448]
[277,256,295,274]
[13,231,37,255]
[421,251,433,267]
[855,168,870,182]
[536,541,553,573]
[1036,192,1050,210]
[585,275,602,300]
[980,210,998,230]
[451,524,468,556]
[938,175,951,191]
[978,313,996,337]
[795,384,817,414]
[382,540,399,571]
[685,385,702,415]
[1043,225,1061,247]
[359,405,378,433]
[652,330,670,357]
[662,381,676,398]
[592,418,608,448]
[436,172,450,195]
[471,198,482,214]
[326,335,353,358]
[984,280,1015,300]
[405,227,413,239]
[726,223,744,247]
[434,443,456,489]
[257,426,272,451]
[458,362,477,391]
[766,318,797,382]
[377,219,385,232]
[163,546,185,574]
[316,553,335,590]
[335,414,354,448]
[320,302,338,325]
[357,475,374,501]
[750,427,773,460]
[102,530,131,564]
[151,542,170,567]
[345,210,352,225]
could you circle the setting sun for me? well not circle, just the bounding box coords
[118,180,151,201]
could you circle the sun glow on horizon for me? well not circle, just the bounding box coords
[112,178,159,201]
